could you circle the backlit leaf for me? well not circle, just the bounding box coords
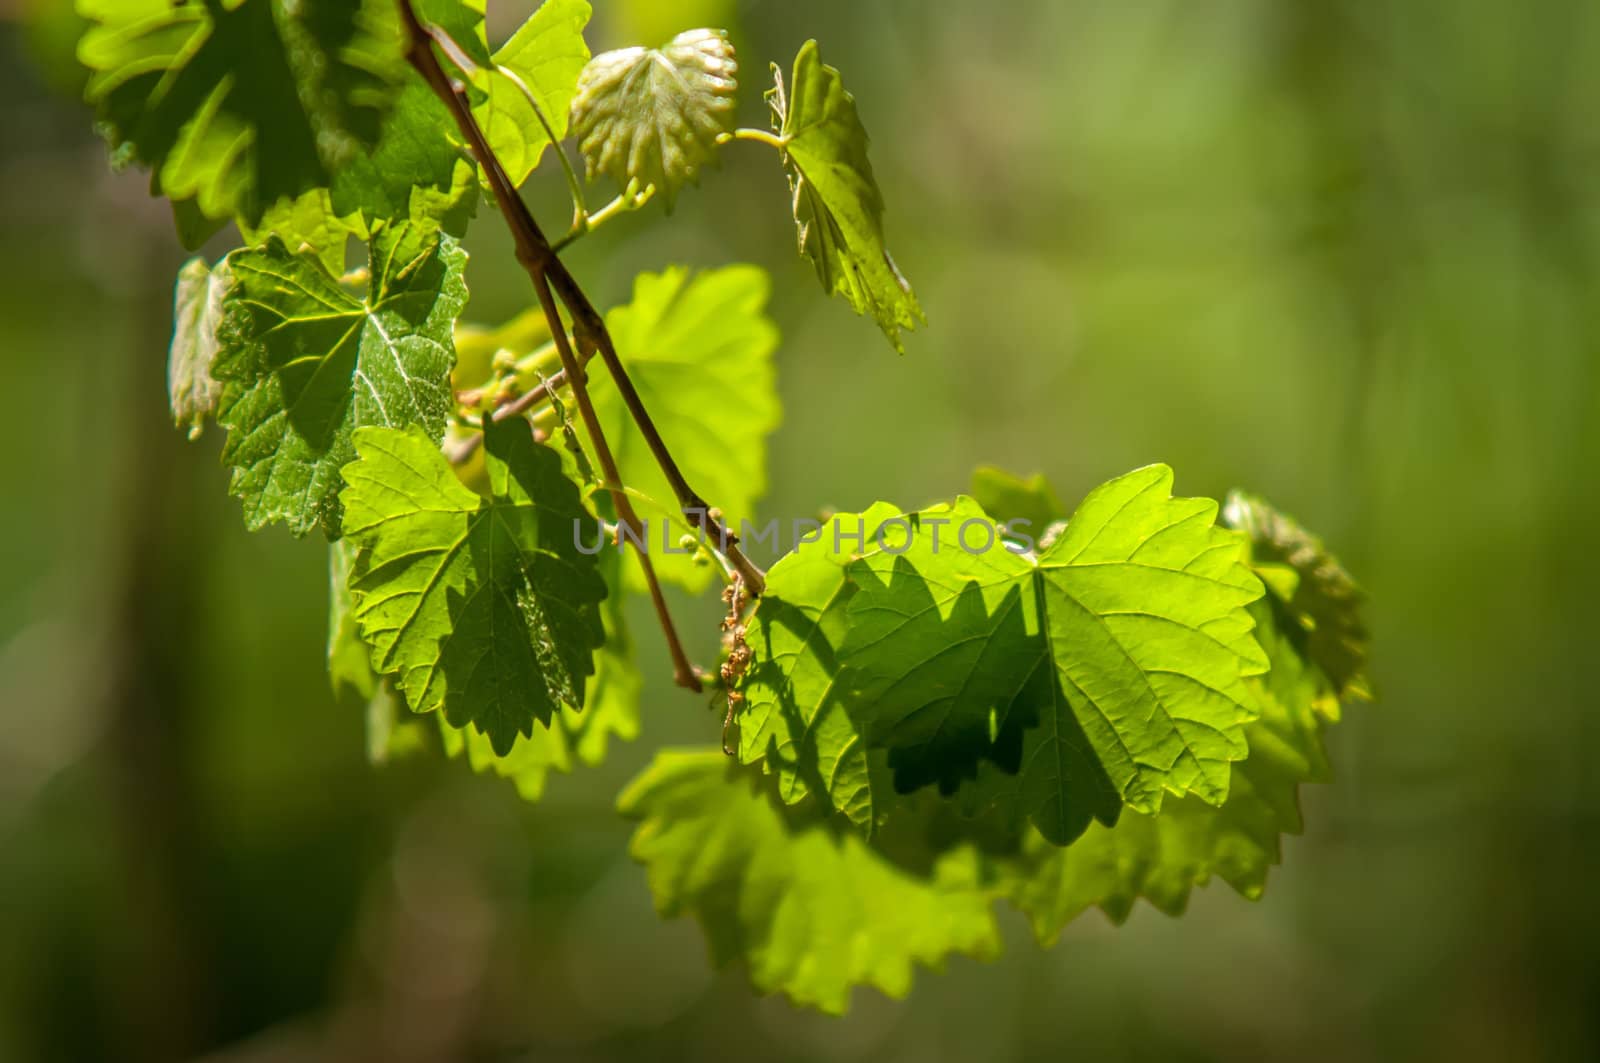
[619,751,1000,1014]
[768,40,924,352]
[339,418,608,753]
[77,0,408,232]
[590,265,780,592]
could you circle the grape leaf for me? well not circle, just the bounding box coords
[242,189,361,276]
[472,0,592,189]
[414,0,490,66]
[569,29,738,210]
[838,500,1045,796]
[736,505,902,832]
[993,595,1336,937]
[768,40,924,353]
[440,551,640,800]
[77,0,408,232]
[1223,491,1373,702]
[326,0,586,231]
[169,256,230,439]
[213,220,465,538]
[590,265,781,592]
[339,418,607,754]
[329,80,478,235]
[618,751,1000,1014]
[840,466,1267,844]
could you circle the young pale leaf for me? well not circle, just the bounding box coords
[77,0,408,233]
[840,467,1266,844]
[439,550,640,801]
[769,40,924,353]
[569,29,738,210]
[472,0,592,189]
[1223,491,1372,702]
[736,504,903,832]
[214,221,465,538]
[340,419,607,754]
[590,266,781,592]
[618,751,999,1014]
[169,257,230,439]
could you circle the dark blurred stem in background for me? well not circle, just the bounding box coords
[99,234,216,1061]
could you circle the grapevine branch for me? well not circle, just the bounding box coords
[398,1,768,599]
[398,2,702,691]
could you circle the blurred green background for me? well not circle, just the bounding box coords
[2,0,1598,1059]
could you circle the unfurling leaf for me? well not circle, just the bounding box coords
[769,40,924,352]
[619,751,1000,1014]
[168,257,230,438]
[340,418,607,754]
[591,265,781,592]
[77,0,409,233]
[213,221,465,538]
[570,29,738,210]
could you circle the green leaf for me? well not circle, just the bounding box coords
[326,0,587,231]
[168,256,229,439]
[1223,491,1373,702]
[327,539,375,702]
[472,0,591,189]
[329,80,478,235]
[570,29,738,210]
[993,596,1335,937]
[414,0,489,67]
[736,504,902,832]
[241,189,361,276]
[77,0,408,230]
[840,466,1267,844]
[440,550,640,800]
[618,751,1000,1014]
[839,499,1047,797]
[214,220,466,537]
[769,40,924,353]
[591,265,781,592]
[339,418,608,754]
[365,681,430,763]
[969,465,1066,543]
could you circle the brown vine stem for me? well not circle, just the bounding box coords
[399,1,702,691]
[398,0,768,598]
